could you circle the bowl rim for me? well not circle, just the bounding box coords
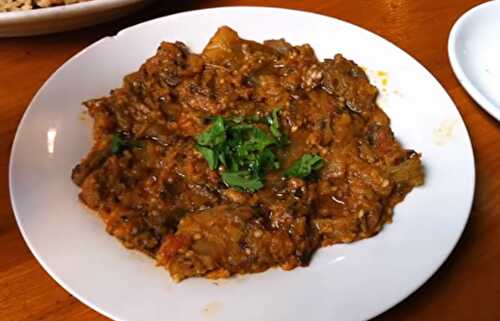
[0,0,147,21]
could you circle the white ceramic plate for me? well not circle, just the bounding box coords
[449,0,500,121]
[10,7,475,321]
[0,0,153,37]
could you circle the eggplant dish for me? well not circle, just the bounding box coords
[72,26,424,281]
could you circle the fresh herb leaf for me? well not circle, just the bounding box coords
[284,154,324,179]
[267,108,281,139]
[196,116,226,147]
[266,108,289,146]
[220,171,264,192]
[195,110,287,192]
[111,134,142,154]
[111,135,126,154]
[218,151,227,167]
[236,127,275,154]
[250,148,279,177]
[196,145,218,170]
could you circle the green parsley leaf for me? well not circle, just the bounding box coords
[249,148,279,177]
[284,154,324,179]
[195,111,287,193]
[111,134,142,154]
[196,145,218,170]
[267,108,282,139]
[196,116,226,147]
[235,127,275,155]
[220,171,264,192]
[111,134,126,154]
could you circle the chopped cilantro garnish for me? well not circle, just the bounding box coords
[111,134,142,154]
[267,108,281,139]
[196,145,218,170]
[284,154,324,179]
[266,108,289,146]
[196,116,226,147]
[220,171,264,192]
[111,135,126,154]
[196,113,326,189]
[195,110,285,192]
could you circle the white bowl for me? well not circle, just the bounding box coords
[10,7,475,321]
[0,0,153,37]
[449,0,500,121]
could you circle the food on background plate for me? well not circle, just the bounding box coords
[0,0,90,12]
[72,26,424,281]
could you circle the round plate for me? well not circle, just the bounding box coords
[9,7,475,321]
[448,0,500,121]
[0,0,153,37]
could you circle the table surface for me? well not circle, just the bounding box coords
[1,0,499,320]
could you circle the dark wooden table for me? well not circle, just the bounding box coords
[1,1,499,320]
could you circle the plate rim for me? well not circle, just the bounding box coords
[0,0,145,21]
[448,0,500,121]
[9,6,476,321]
